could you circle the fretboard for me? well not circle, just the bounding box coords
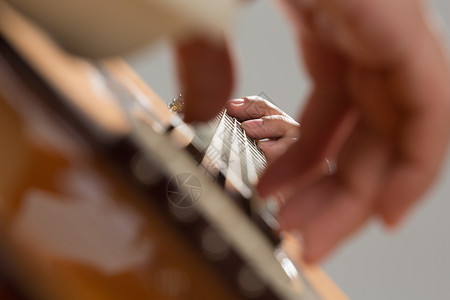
[195,110,267,197]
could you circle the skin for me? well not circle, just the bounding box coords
[174,37,234,123]
[175,0,450,263]
[225,96,300,163]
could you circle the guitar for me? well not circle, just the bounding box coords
[0,2,348,299]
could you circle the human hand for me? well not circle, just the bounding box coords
[258,0,450,262]
[225,96,300,163]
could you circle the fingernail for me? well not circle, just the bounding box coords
[228,98,244,106]
[257,138,277,145]
[257,139,276,146]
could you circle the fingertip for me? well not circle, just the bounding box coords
[277,206,296,231]
[224,100,246,121]
[301,234,335,264]
[227,98,245,106]
[302,248,322,264]
[281,228,328,264]
[380,209,408,230]
[224,98,245,114]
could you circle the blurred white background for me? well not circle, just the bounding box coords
[126,1,450,299]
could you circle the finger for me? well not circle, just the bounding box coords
[281,0,427,68]
[174,36,234,123]
[258,0,357,196]
[241,115,299,140]
[377,37,450,226]
[280,121,390,263]
[257,89,358,197]
[301,0,426,67]
[275,0,317,32]
[225,96,284,121]
[256,23,361,196]
[291,180,373,263]
[258,137,298,163]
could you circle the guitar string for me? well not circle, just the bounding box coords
[201,111,267,174]
[199,110,268,195]
[206,110,267,169]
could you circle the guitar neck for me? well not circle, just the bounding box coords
[0,2,348,300]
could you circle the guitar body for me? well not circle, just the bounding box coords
[0,81,239,300]
[0,2,348,299]
[0,18,240,300]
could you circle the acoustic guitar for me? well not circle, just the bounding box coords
[0,2,348,299]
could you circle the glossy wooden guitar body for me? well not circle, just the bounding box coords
[0,2,348,299]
